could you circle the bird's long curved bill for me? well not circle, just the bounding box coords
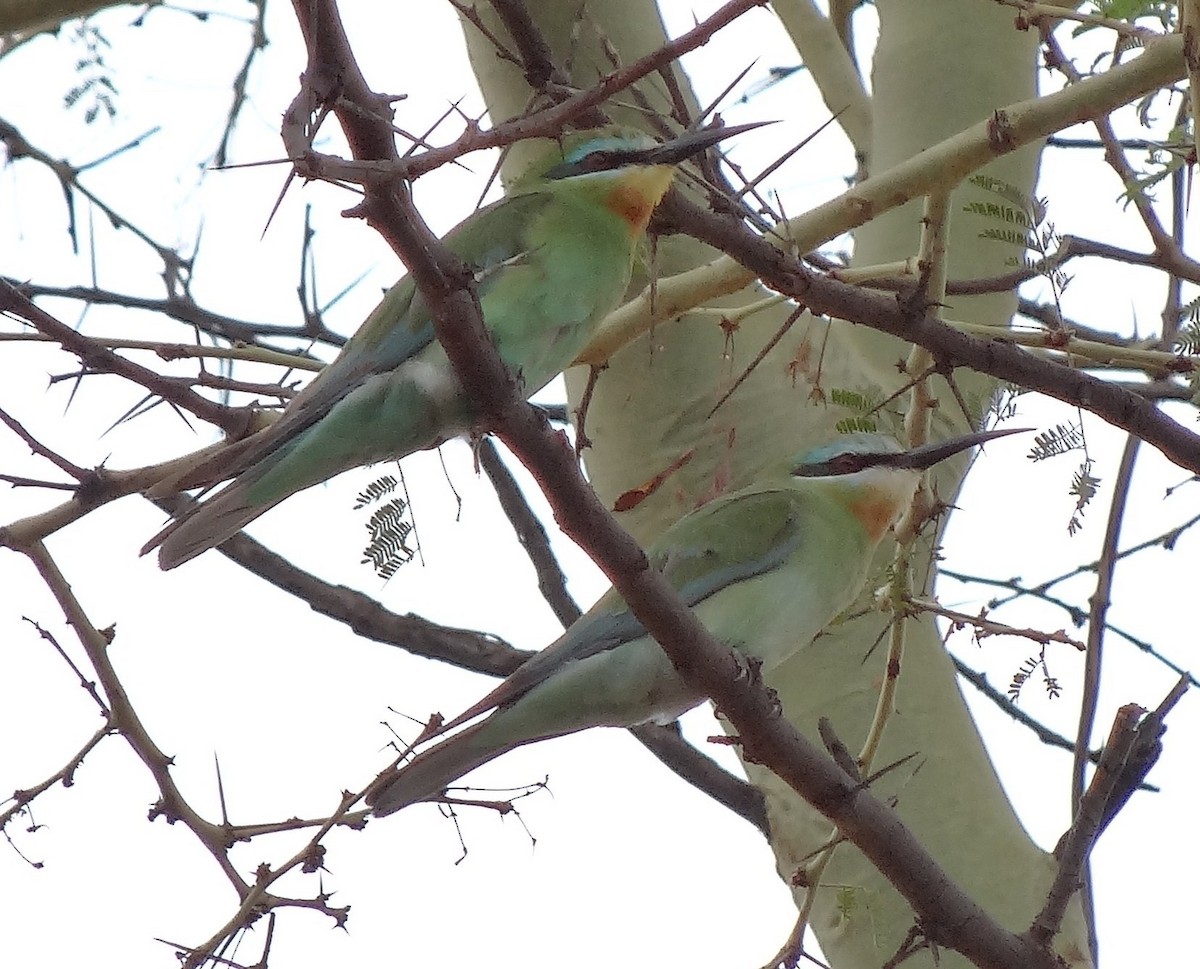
[891,426,1031,471]
[638,120,774,166]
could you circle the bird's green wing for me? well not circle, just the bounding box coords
[312,188,555,399]
[438,487,804,732]
[652,487,806,604]
[180,190,557,487]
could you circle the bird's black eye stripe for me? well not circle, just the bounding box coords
[578,149,643,171]
[793,452,873,477]
[579,150,617,171]
[544,148,650,180]
[828,453,867,474]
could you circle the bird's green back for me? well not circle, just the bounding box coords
[440,480,872,732]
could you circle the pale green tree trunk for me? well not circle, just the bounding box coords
[463,2,1093,967]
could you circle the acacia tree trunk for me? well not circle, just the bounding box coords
[460,2,1093,967]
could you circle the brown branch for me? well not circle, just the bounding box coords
[448,0,523,69]
[1067,433,1139,958]
[944,233,1200,295]
[1032,676,1187,947]
[0,281,250,436]
[1042,32,1200,284]
[943,566,1199,687]
[283,0,769,184]
[999,0,1164,39]
[913,597,1085,651]
[13,534,370,966]
[17,541,248,886]
[3,279,347,347]
[0,458,218,550]
[151,493,531,678]
[1015,297,1154,346]
[0,116,186,271]
[1158,95,1193,339]
[0,406,89,480]
[2,720,113,832]
[1072,435,1141,814]
[628,722,768,836]
[487,0,564,91]
[212,0,269,168]
[476,438,581,628]
[654,192,1200,475]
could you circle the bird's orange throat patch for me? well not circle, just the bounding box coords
[604,165,676,234]
[848,491,903,543]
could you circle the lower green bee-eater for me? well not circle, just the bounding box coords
[365,428,1023,815]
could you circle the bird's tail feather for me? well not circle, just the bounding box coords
[366,719,514,816]
[144,471,286,570]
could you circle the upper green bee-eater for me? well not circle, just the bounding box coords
[365,428,1023,816]
[145,122,765,569]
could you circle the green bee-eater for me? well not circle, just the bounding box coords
[366,428,1023,816]
[145,122,764,569]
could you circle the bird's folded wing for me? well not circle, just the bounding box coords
[432,488,807,737]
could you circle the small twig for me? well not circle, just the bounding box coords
[912,598,1085,651]
[997,0,1166,39]
[477,438,582,628]
[212,0,269,168]
[572,363,606,455]
[20,616,110,712]
[449,0,523,68]
[707,302,805,418]
[0,474,77,491]
[0,282,248,435]
[1069,433,1139,960]
[950,657,1157,789]
[1043,32,1200,283]
[0,117,188,271]
[1,720,114,833]
[1072,435,1140,807]
[942,567,1200,687]
[0,406,89,480]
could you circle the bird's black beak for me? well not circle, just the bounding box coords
[637,120,774,166]
[889,426,1031,471]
